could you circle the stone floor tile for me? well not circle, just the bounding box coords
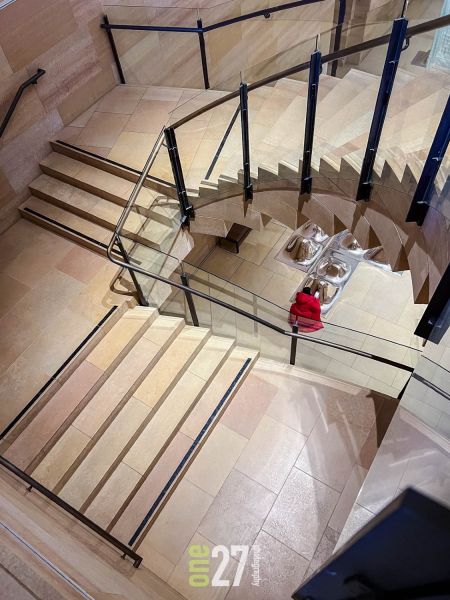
[56,247,107,284]
[335,504,375,551]
[76,112,130,148]
[142,478,214,565]
[235,415,306,494]
[221,372,274,439]
[200,248,243,282]
[227,530,309,600]
[186,424,247,496]
[263,467,339,561]
[199,470,276,549]
[304,526,340,580]
[0,273,30,318]
[296,415,370,492]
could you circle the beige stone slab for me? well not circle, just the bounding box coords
[0,273,30,318]
[76,112,130,148]
[186,424,247,496]
[199,469,276,548]
[296,415,370,492]
[59,397,150,509]
[140,478,213,565]
[96,85,147,115]
[230,260,274,296]
[188,336,234,381]
[31,425,90,490]
[87,310,154,371]
[200,247,243,281]
[236,415,307,494]
[134,326,210,408]
[85,463,141,529]
[263,467,339,561]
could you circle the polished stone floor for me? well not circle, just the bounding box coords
[138,358,398,599]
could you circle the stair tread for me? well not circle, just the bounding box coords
[3,309,156,471]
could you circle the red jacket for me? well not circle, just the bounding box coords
[289,291,324,332]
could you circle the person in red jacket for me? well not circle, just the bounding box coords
[289,287,324,332]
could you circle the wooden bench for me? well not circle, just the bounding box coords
[218,223,251,253]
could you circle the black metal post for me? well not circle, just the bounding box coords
[356,17,408,201]
[415,264,450,342]
[330,0,346,77]
[239,82,253,202]
[406,96,450,225]
[180,273,200,326]
[290,324,299,365]
[164,127,194,226]
[103,15,126,84]
[114,235,149,306]
[301,49,321,196]
[197,19,210,89]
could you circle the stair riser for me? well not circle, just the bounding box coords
[25,315,156,475]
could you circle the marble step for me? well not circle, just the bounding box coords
[19,196,134,257]
[110,346,258,545]
[39,152,160,216]
[53,324,210,512]
[3,308,158,472]
[29,175,174,251]
[40,316,185,500]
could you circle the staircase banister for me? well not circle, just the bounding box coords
[170,13,450,129]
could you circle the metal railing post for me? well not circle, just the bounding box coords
[406,96,450,225]
[114,235,149,306]
[356,16,408,201]
[164,127,194,226]
[330,0,346,77]
[180,272,200,326]
[301,48,321,196]
[197,18,210,89]
[414,263,450,342]
[290,324,299,365]
[103,15,126,84]
[239,82,253,202]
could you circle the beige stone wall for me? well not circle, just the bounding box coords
[0,0,117,233]
[104,0,336,89]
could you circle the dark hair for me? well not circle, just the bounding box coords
[303,286,312,295]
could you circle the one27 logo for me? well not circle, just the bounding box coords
[189,544,257,588]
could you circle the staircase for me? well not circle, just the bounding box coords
[3,306,259,550]
[156,68,449,304]
[18,68,449,307]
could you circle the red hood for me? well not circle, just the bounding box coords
[296,291,316,304]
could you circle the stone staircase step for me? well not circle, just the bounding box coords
[29,175,174,251]
[110,346,258,545]
[3,308,157,472]
[45,316,185,499]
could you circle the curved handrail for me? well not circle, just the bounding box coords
[0,69,45,138]
[107,233,415,372]
[170,14,450,129]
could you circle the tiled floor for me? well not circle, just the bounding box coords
[0,219,132,432]
[138,358,398,599]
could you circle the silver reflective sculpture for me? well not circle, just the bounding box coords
[286,236,321,265]
[316,257,351,283]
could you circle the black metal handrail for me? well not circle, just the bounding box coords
[169,13,450,128]
[0,69,45,138]
[101,0,323,34]
[0,456,142,568]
